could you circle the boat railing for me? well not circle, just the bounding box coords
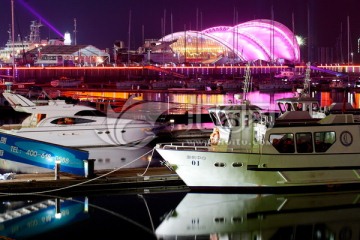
[157,142,209,151]
[0,124,22,130]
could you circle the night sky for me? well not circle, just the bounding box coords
[0,0,359,53]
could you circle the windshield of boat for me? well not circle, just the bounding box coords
[74,110,107,117]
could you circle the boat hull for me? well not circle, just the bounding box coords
[0,123,156,147]
[0,145,154,174]
[156,146,360,191]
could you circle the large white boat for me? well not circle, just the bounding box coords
[155,99,360,191]
[156,191,360,239]
[0,20,52,65]
[0,89,163,173]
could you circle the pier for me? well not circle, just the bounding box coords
[0,167,186,195]
[1,65,360,83]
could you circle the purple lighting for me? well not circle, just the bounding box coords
[18,0,64,38]
[160,19,300,64]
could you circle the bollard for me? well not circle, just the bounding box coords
[84,159,95,178]
[54,160,61,180]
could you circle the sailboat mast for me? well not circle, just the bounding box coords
[347,15,350,65]
[242,64,251,102]
[11,0,15,82]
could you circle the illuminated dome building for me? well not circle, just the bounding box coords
[151,19,300,65]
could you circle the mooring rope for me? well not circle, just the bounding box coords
[0,148,156,196]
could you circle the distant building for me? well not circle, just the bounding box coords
[0,20,58,65]
[27,45,110,66]
[1,19,110,66]
[143,19,300,65]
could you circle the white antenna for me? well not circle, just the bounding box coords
[73,18,77,45]
[302,62,311,97]
[11,0,15,83]
[242,63,251,103]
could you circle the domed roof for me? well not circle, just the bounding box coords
[160,19,300,64]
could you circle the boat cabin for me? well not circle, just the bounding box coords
[207,101,356,156]
[276,97,326,120]
[208,103,270,149]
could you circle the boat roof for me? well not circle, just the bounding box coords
[276,97,319,103]
[209,104,263,111]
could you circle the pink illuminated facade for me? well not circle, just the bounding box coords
[159,19,300,64]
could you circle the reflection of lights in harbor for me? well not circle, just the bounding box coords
[84,197,89,212]
[55,198,62,219]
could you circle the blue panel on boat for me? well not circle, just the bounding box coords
[0,132,89,176]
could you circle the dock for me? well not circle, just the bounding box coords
[0,167,187,195]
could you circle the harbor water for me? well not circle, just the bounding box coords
[2,189,360,239]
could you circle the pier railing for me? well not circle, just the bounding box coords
[1,64,357,83]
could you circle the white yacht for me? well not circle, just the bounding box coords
[0,89,163,173]
[155,100,360,191]
[155,63,360,191]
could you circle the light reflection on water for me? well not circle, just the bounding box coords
[142,90,360,112]
[2,189,360,239]
[156,190,360,240]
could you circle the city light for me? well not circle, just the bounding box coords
[64,32,71,45]
[296,35,306,46]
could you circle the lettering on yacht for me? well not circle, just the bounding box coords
[0,137,7,144]
[186,155,206,160]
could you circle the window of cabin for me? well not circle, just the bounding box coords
[312,102,320,111]
[278,103,286,113]
[314,131,335,152]
[51,118,96,125]
[209,112,221,126]
[296,132,313,153]
[252,111,261,122]
[270,133,295,153]
[219,112,227,126]
[225,112,239,127]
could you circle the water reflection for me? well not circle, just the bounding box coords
[0,196,88,239]
[138,90,360,112]
[2,189,360,239]
[156,191,360,239]
[0,191,187,240]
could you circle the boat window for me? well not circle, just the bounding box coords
[219,112,227,126]
[277,103,284,113]
[296,132,313,153]
[270,133,295,153]
[209,112,221,126]
[37,114,46,123]
[75,110,107,117]
[314,131,335,152]
[312,103,320,111]
[285,103,292,111]
[51,118,96,125]
[224,112,239,127]
[252,112,261,122]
